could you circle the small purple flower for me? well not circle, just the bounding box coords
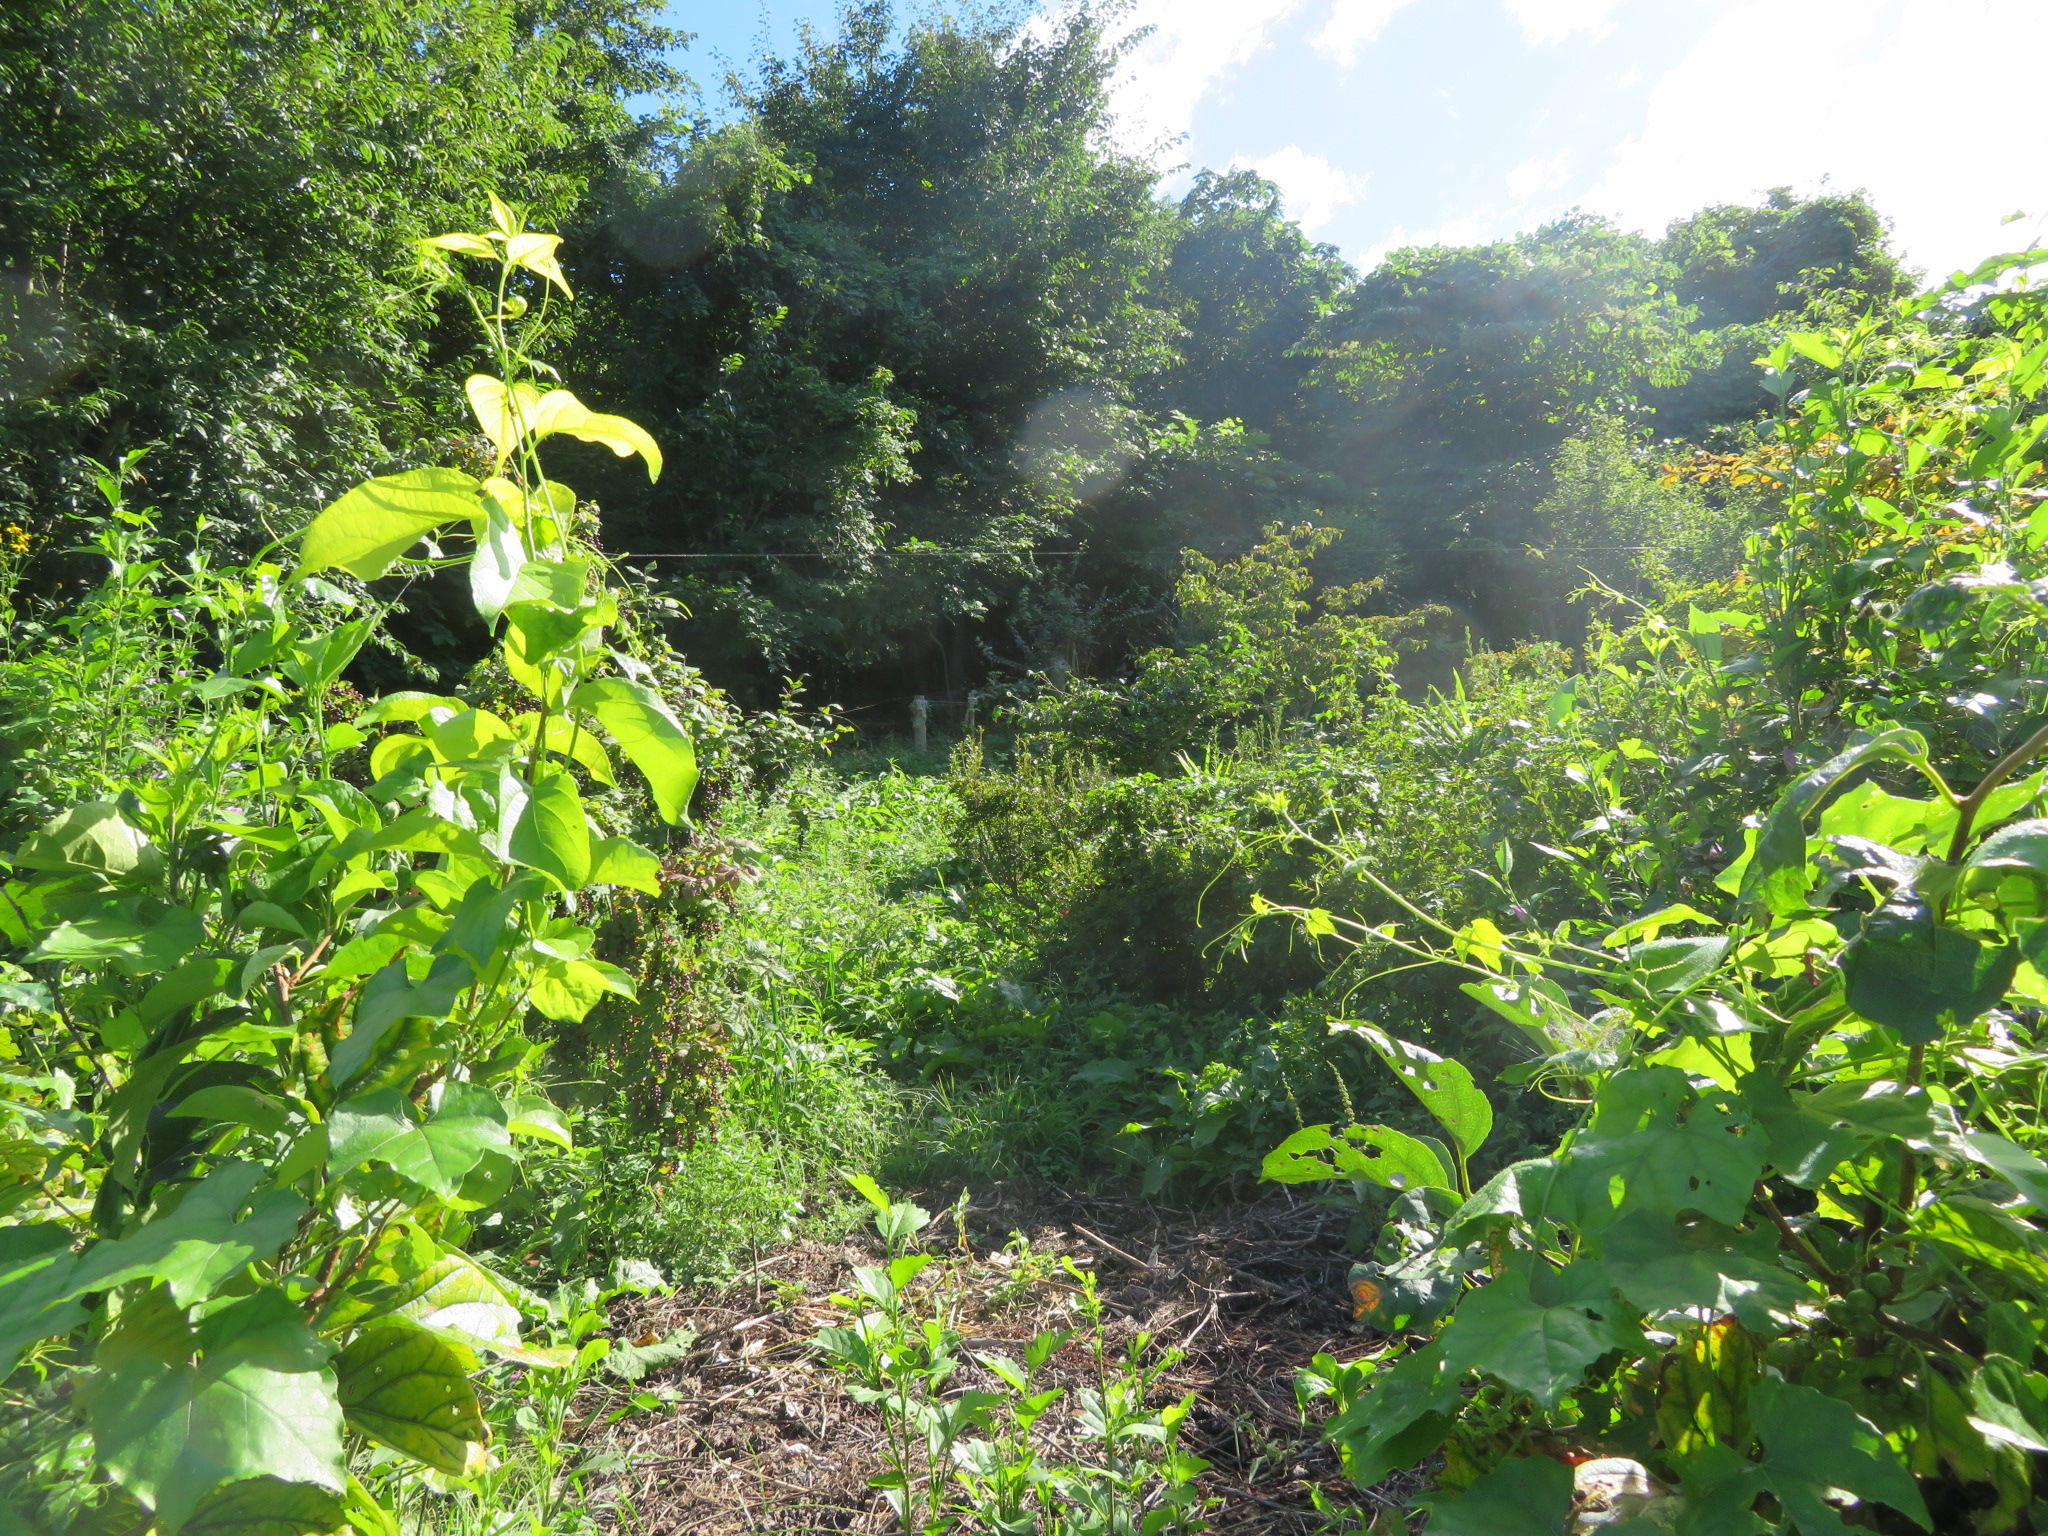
[1509,903,1530,922]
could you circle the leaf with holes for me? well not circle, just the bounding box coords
[1439,1261,1640,1408]
[1332,1022,1493,1159]
[1558,1069,1761,1231]
[1262,1122,1454,1192]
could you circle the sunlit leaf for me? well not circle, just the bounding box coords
[295,469,481,581]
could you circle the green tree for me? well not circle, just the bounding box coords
[0,0,677,555]
[567,2,1182,700]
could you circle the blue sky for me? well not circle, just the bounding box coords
[663,0,2047,281]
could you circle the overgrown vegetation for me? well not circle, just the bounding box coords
[5,3,2048,1532]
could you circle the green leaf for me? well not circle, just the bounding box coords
[70,1162,305,1308]
[93,1288,343,1531]
[1740,1073,1944,1188]
[527,957,635,1023]
[1955,1131,2048,1209]
[178,1477,346,1536]
[295,469,481,582]
[1747,1379,1928,1532]
[569,678,697,823]
[468,498,524,626]
[1332,1022,1492,1159]
[326,1087,510,1197]
[167,1086,290,1136]
[1969,1354,2048,1454]
[0,1224,86,1376]
[1414,1452,1571,1535]
[506,1094,573,1152]
[1438,1261,1639,1408]
[586,835,660,893]
[334,1322,487,1476]
[1322,1341,1461,1486]
[1964,818,2048,877]
[326,1230,561,1368]
[1741,728,1930,914]
[12,802,158,877]
[1600,1210,1817,1333]
[1842,896,2017,1043]
[507,767,591,889]
[1558,1069,1762,1231]
[329,955,473,1087]
[1443,1158,1561,1241]
[1916,1197,2048,1288]
[1626,935,1730,994]
[1261,1122,1454,1192]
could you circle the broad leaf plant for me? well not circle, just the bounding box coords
[0,199,694,1535]
[1270,255,2048,1533]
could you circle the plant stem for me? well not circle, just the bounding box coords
[1895,1042,1927,1224]
[1947,718,2048,862]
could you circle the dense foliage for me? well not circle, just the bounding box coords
[8,4,2048,1532]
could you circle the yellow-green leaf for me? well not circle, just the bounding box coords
[570,678,697,823]
[334,1323,486,1476]
[296,469,481,581]
[505,232,570,298]
[508,767,591,889]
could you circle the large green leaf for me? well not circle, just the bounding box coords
[1600,1210,1817,1333]
[329,955,473,1086]
[586,835,660,893]
[177,1478,346,1536]
[1414,1452,1571,1535]
[1741,728,1930,914]
[1915,1197,2048,1288]
[1747,1379,1928,1533]
[1841,896,2017,1043]
[92,1289,343,1531]
[1558,1068,1761,1230]
[1439,1261,1639,1408]
[528,956,635,1023]
[1739,1073,1945,1188]
[1261,1122,1454,1192]
[467,499,525,626]
[1970,1354,2048,1454]
[1332,1022,1493,1158]
[12,802,157,877]
[69,1163,305,1308]
[326,1088,510,1197]
[0,1224,86,1375]
[569,678,697,823]
[508,766,591,889]
[334,1322,487,1475]
[1321,1341,1462,1487]
[295,469,481,581]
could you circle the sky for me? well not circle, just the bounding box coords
[666,0,2048,281]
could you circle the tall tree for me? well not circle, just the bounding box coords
[0,0,677,550]
[569,3,1183,700]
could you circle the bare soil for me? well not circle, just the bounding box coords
[577,1185,1425,1533]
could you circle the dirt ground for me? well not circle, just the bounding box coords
[580,1184,1426,1533]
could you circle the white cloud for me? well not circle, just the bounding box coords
[1505,152,1570,201]
[1239,145,1367,232]
[1097,0,1306,154]
[1585,0,2048,280]
[1502,0,1625,46]
[1313,0,1421,67]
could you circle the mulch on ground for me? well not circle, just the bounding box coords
[579,1185,1425,1533]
